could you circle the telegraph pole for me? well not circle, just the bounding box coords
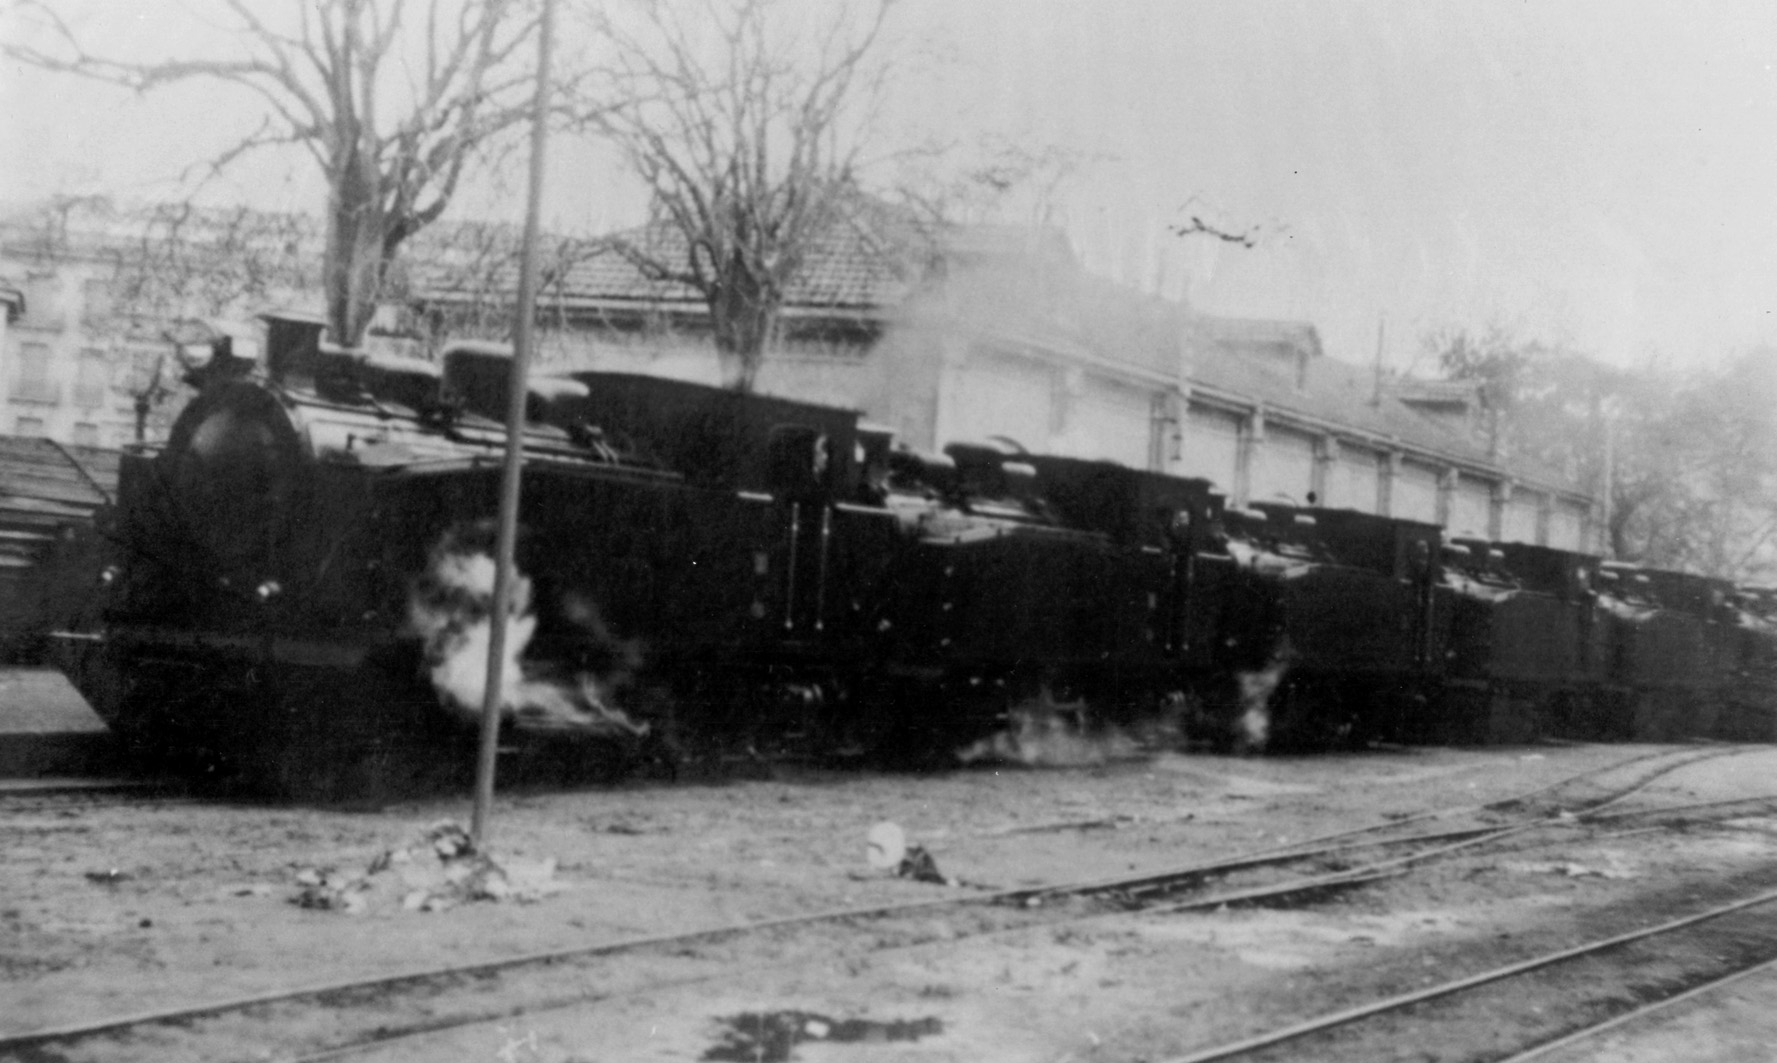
[472,0,554,850]
[1371,314,1386,406]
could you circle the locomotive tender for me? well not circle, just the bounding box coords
[55,315,1777,798]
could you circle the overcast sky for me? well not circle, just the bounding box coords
[6,0,1777,375]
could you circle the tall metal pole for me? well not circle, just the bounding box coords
[1599,402,1615,559]
[472,0,554,850]
[1371,314,1386,406]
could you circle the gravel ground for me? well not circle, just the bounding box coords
[4,735,1777,1061]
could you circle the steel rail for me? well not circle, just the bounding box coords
[292,790,1767,1063]
[1156,885,1777,1063]
[1585,791,1777,824]
[1025,744,1748,905]
[1494,952,1777,1063]
[0,814,1498,1055]
[270,801,1734,1060]
[0,745,1746,1058]
[279,868,1421,1063]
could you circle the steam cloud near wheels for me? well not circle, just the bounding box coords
[406,526,647,737]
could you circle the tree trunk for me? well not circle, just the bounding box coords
[323,155,388,349]
[709,273,776,392]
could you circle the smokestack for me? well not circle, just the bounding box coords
[260,311,329,388]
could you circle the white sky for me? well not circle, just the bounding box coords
[6,0,1777,374]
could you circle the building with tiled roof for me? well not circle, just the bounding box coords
[409,209,1598,550]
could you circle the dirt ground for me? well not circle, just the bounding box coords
[5,719,1777,1061]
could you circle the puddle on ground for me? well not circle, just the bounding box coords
[703,1010,943,1062]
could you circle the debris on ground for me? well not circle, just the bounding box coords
[896,844,958,886]
[864,821,959,886]
[291,821,563,914]
[1502,859,1637,880]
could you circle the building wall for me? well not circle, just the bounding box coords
[1063,373,1154,467]
[1502,488,1543,545]
[935,346,1054,453]
[0,260,169,448]
[421,283,1599,552]
[1450,473,1495,538]
[1250,424,1317,506]
[1392,460,1442,525]
[1179,405,1242,486]
[1549,499,1590,552]
[1329,443,1382,513]
[847,320,1597,551]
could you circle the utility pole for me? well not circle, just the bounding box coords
[1371,314,1386,406]
[1599,402,1615,559]
[472,0,554,851]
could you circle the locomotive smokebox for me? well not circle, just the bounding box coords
[260,311,330,388]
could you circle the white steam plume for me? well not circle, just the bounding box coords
[957,684,1143,767]
[1234,643,1291,753]
[407,529,647,736]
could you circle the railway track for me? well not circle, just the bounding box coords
[1160,873,1777,1063]
[1495,953,1777,1062]
[3,744,1760,1063]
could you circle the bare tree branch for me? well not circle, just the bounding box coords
[569,0,898,391]
[5,0,545,347]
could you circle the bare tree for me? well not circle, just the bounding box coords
[890,136,1111,234]
[1427,325,1777,581]
[573,0,897,391]
[5,0,547,348]
[1618,351,1777,581]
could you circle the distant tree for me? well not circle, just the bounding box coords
[891,136,1106,230]
[5,0,548,348]
[1427,325,1777,580]
[571,0,899,391]
[1622,351,1777,580]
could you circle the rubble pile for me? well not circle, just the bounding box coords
[866,821,960,887]
[291,821,562,915]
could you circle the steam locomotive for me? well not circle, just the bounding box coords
[53,314,1777,798]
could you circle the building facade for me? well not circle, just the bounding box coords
[3,198,1598,551]
[415,218,1598,551]
[0,201,317,448]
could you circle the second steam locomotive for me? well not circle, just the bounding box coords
[56,315,1777,798]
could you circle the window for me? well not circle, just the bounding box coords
[19,273,62,331]
[74,349,109,408]
[81,276,115,326]
[13,416,45,437]
[11,342,57,404]
[71,422,100,447]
